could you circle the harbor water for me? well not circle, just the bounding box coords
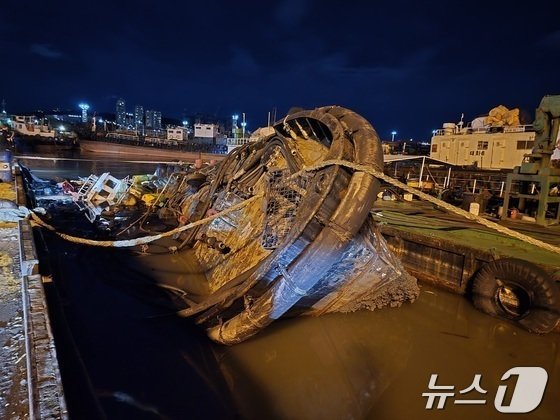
[16,150,560,419]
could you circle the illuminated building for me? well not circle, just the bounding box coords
[134,105,144,132]
[145,110,162,130]
[116,99,126,127]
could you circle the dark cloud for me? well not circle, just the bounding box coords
[30,43,65,59]
[229,47,261,76]
[537,30,560,50]
[274,0,311,26]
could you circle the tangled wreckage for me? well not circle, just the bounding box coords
[25,106,420,344]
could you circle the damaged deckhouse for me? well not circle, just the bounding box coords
[29,106,420,344]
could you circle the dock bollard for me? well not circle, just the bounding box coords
[0,149,12,182]
[469,202,480,216]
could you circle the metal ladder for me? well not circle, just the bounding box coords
[76,174,98,200]
[115,175,133,204]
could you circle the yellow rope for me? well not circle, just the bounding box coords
[302,159,560,256]
[28,158,560,256]
[30,194,263,248]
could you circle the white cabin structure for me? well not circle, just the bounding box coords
[430,123,535,170]
[166,127,187,141]
[194,123,219,139]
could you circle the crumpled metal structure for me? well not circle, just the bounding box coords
[166,106,419,344]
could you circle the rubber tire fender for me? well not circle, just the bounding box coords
[472,258,560,333]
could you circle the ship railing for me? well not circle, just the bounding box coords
[503,124,534,133]
[433,124,534,136]
[226,137,252,146]
[402,173,509,198]
[109,133,140,141]
[469,127,490,134]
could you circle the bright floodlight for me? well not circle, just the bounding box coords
[391,131,397,141]
[59,125,65,131]
[182,120,188,126]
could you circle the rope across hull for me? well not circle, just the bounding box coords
[178,106,419,344]
[26,106,421,344]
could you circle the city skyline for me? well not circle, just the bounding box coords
[1,0,559,140]
[0,98,244,127]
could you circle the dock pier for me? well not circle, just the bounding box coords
[372,199,560,332]
[0,168,67,419]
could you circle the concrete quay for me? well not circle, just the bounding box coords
[0,169,67,419]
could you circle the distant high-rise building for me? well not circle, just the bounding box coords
[145,110,162,130]
[145,110,154,129]
[154,111,162,130]
[134,105,144,134]
[116,99,126,127]
[134,105,144,127]
[125,112,135,128]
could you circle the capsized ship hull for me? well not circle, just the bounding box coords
[138,106,419,344]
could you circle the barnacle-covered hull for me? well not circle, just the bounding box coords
[160,106,419,344]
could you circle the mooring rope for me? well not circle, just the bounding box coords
[28,158,560,255]
[302,159,560,256]
[29,194,263,248]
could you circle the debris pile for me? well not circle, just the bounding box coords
[66,164,216,238]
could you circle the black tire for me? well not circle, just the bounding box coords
[472,258,560,333]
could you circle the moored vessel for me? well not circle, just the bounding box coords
[11,115,79,151]
[430,105,536,170]
[79,137,228,162]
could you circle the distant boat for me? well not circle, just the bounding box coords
[11,115,79,151]
[79,136,229,162]
[79,128,259,162]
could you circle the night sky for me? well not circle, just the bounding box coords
[1,0,559,140]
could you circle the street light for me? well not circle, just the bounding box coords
[391,131,397,141]
[79,103,90,123]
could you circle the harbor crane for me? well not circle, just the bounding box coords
[501,95,560,225]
